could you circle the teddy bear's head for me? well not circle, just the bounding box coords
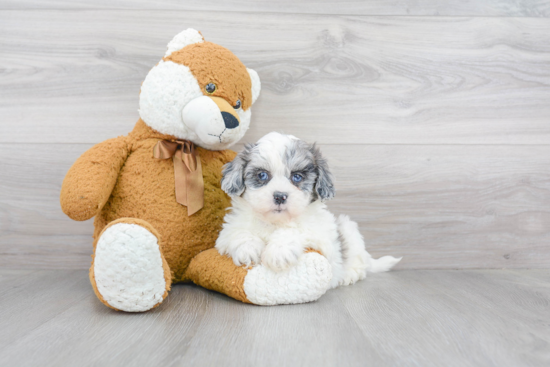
[139,29,261,150]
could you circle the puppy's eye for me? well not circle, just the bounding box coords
[258,172,269,181]
[233,100,241,109]
[205,83,216,94]
[292,174,303,183]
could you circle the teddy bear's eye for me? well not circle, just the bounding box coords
[233,100,241,110]
[205,83,216,94]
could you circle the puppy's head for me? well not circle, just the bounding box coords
[222,132,335,222]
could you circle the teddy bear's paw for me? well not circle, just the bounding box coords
[93,223,167,312]
[243,252,332,306]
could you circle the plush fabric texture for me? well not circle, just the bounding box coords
[92,220,170,312]
[186,248,251,304]
[61,29,335,310]
[89,217,172,312]
[60,137,130,222]
[138,61,204,141]
[165,28,204,57]
[185,248,330,306]
[61,119,236,283]
[83,120,237,283]
[247,68,261,104]
[243,251,332,306]
[164,42,253,111]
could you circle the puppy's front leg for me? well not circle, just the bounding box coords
[216,230,266,267]
[262,228,306,272]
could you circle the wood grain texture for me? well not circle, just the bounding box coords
[0,270,90,349]
[2,143,549,270]
[1,0,550,17]
[1,11,550,144]
[0,269,549,367]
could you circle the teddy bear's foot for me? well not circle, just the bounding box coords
[186,248,332,305]
[243,251,332,305]
[90,218,171,312]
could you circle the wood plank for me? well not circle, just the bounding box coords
[1,0,549,17]
[2,11,550,144]
[181,288,385,366]
[341,269,550,367]
[0,270,91,349]
[0,143,94,268]
[1,143,549,269]
[0,269,548,366]
[0,269,37,284]
[0,272,213,366]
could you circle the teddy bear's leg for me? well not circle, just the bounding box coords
[89,218,172,312]
[185,248,332,305]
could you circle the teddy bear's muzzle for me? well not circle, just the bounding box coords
[209,96,240,128]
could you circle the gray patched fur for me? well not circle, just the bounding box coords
[221,137,335,202]
[308,143,335,201]
[221,143,254,197]
[242,146,272,189]
[284,140,317,195]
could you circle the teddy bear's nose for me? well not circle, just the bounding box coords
[222,112,239,129]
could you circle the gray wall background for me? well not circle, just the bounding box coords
[1,1,550,269]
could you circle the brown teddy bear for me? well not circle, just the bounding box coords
[60,29,332,312]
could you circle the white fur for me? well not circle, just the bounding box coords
[242,132,308,223]
[243,252,332,305]
[217,132,401,289]
[93,223,166,312]
[165,28,204,57]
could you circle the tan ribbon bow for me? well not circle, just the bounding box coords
[153,140,204,216]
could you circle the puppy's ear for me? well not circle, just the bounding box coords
[221,144,253,197]
[310,143,335,201]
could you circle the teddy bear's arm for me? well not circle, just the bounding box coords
[60,136,130,221]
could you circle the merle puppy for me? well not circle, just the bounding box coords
[216,132,401,288]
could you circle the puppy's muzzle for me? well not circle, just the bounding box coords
[273,192,288,205]
[210,96,240,129]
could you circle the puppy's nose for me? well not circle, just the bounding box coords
[221,112,239,129]
[273,192,288,205]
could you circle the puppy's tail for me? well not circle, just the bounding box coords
[337,215,401,279]
[367,255,402,273]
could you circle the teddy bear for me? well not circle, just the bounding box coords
[60,29,333,312]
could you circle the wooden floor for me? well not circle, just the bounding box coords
[0,268,548,367]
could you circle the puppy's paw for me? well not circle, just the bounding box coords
[261,242,303,272]
[231,237,265,267]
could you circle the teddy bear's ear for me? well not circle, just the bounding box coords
[247,68,261,104]
[165,28,205,57]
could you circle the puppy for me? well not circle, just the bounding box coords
[216,132,401,288]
